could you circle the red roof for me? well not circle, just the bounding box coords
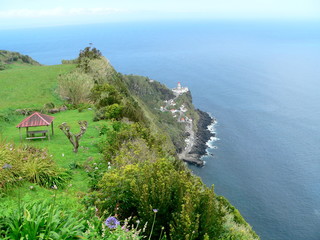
[16,112,54,128]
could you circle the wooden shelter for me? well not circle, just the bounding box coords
[16,112,55,141]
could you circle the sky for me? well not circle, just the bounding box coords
[1,0,320,29]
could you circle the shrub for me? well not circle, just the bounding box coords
[95,156,222,239]
[0,200,85,239]
[97,122,165,163]
[105,103,123,120]
[90,83,122,109]
[0,143,70,192]
[0,110,16,124]
[58,70,94,105]
[61,59,78,64]
[83,216,143,240]
[87,57,117,85]
[0,199,145,240]
[77,46,102,73]
[43,102,55,109]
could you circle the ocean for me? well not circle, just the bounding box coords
[1,20,320,240]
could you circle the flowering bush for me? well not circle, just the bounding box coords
[0,199,143,240]
[83,216,143,240]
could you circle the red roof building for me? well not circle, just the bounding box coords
[16,112,55,141]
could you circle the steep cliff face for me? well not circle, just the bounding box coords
[190,109,214,156]
[122,74,214,165]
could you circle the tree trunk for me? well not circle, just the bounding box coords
[59,121,88,154]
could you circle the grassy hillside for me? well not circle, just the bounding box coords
[0,64,76,110]
[0,50,41,70]
[0,109,101,204]
[0,63,101,224]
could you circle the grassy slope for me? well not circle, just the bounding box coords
[0,109,104,212]
[0,64,104,213]
[0,64,75,110]
[0,50,41,70]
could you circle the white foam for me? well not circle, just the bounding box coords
[205,148,214,156]
[204,115,219,154]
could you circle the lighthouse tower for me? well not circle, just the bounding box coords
[172,81,189,95]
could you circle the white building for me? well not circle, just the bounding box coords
[169,100,176,106]
[180,104,187,112]
[172,82,189,95]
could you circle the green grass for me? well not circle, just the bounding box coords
[1,109,103,168]
[0,182,85,214]
[0,63,105,214]
[0,64,75,110]
[0,109,106,212]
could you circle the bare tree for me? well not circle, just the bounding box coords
[59,121,88,153]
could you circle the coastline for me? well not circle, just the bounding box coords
[179,109,216,166]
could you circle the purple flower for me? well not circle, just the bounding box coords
[153,209,158,213]
[105,216,120,229]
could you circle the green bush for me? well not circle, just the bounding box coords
[97,122,166,163]
[0,143,70,192]
[95,156,222,239]
[90,83,122,109]
[83,216,143,240]
[0,200,85,239]
[0,199,145,240]
[105,103,123,120]
[77,46,102,73]
[58,70,94,105]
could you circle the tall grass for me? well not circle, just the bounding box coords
[0,142,70,192]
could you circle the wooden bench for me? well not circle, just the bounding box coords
[26,130,48,140]
[26,136,47,140]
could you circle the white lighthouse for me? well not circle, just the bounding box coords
[172,82,189,95]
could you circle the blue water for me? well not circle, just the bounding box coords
[1,21,320,240]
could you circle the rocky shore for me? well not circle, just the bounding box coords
[191,110,215,156]
[179,109,215,166]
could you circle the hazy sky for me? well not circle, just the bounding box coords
[1,0,320,29]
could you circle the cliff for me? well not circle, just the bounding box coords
[122,74,214,166]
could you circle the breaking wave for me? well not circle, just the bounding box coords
[205,117,219,153]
